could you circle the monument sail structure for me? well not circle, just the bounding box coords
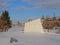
[24,19,44,33]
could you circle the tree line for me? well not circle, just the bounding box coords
[41,14,60,33]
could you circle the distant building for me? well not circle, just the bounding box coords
[12,22,24,27]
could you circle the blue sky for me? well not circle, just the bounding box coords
[0,0,60,23]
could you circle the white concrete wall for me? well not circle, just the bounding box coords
[24,19,44,33]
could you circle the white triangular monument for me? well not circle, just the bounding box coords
[24,19,44,33]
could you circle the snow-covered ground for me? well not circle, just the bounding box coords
[8,26,24,32]
[0,26,60,45]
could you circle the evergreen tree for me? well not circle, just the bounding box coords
[27,19,32,22]
[1,10,12,29]
[41,16,44,19]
